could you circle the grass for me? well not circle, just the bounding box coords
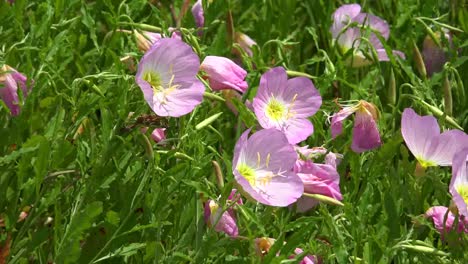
[1,0,468,263]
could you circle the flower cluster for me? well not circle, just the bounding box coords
[331,4,405,67]
[5,1,464,261]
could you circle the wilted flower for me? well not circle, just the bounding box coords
[134,29,181,52]
[233,129,303,207]
[294,160,342,212]
[234,32,257,57]
[200,56,248,93]
[135,38,205,117]
[204,190,242,237]
[425,206,468,235]
[330,4,405,67]
[450,148,468,217]
[422,30,453,76]
[0,65,31,116]
[401,108,468,168]
[253,67,322,144]
[330,100,381,153]
[192,0,204,28]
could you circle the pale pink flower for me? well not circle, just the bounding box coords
[135,38,205,117]
[253,67,322,144]
[331,4,405,67]
[233,129,303,207]
[401,108,468,168]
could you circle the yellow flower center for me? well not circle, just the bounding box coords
[457,185,468,205]
[143,71,162,89]
[237,163,256,186]
[143,70,180,105]
[417,158,437,168]
[266,98,285,121]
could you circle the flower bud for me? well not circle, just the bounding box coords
[412,40,427,78]
[422,31,452,76]
[191,0,204,28]
[200,56,248,93]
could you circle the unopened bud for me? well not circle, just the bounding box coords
[388,69,396,105]
[412,40,427,78]
[443,74,452,116]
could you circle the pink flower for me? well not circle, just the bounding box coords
[234,32,257,57]
[0,65,32,116]
[330,100,381,153]
[135,38,205,117]
[200,56,248,93]
[401,108,468,168]
[204,190,242,237]
[150,128,166,143]
[425,206,468,235]
[294,160,342,212]
[253,67,322,144]
[191,0,204,28]
[331,4,405,67]
[233,129,303,207]
[450,148,468,217]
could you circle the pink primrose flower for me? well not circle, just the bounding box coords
[253,67,322,144]
[135,38,205,117]
[233,128,304,206]
[331,4,405,67]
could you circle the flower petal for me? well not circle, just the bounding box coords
[330,106,356,138]
[295,161,342,212]
[401,108,440,163]
[450,148,468,217]
[191,0,204,28]
[285,77,322,118]
[330,4,362,39]
[283,118,314,145]
[425,129,468,166]
[351,109,381,153]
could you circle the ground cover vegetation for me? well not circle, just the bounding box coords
[1,0,468,263]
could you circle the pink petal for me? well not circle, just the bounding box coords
[285,77,322,118]
[295,161,342,212]
[401,108,440,163]
[450,148,468,217]
[375,49,406,61]
[330,4,362,39]
[351,109,381,153]
[353,12,390,41]
[191,0,204,28]
[283,118,314,145]
[150,128,166,143]
[425,206,468,235]
[330,106,356,138]
[425,129,468,166]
